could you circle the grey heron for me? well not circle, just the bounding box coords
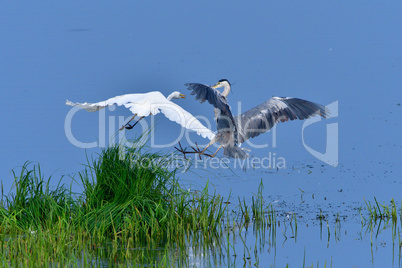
[178,79,329,159]
[66,91,215,140]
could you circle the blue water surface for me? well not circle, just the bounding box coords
[1,1,401,266]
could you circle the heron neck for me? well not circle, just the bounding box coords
[221,84,231,97]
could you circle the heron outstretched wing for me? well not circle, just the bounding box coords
[184,83,236,128]
[235,97,329,143]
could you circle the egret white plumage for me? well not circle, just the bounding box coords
[178,79,329,159]
[66,91,215,140]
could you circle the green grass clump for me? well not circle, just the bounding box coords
[0,162,75,231]
[0,142,226,266]
[364,197,397,221]
[78,144,227,244]
[79,145,179,241]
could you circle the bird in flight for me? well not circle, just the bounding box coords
[177,79,329,159]
[66,91,215,140]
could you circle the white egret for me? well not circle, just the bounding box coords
[66,91,215,140]
[178,79,329,159]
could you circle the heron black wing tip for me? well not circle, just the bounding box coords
[323,107,331,118]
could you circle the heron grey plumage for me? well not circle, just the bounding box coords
[181,79,329,159]
[235,96,329,144]
[185,79,241,158]
[184,81,236,130]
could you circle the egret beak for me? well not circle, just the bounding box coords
[179,94,186,99]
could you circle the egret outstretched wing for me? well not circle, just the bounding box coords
[156,100,216,140]
[66,91,215,140]
[66,92,166,116]
[235,97,329,143]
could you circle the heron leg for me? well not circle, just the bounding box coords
[175,137,220,159]
[125,116,145,130]
[120,114,137,131]
[199,138,217,155]
[209,145,223,158]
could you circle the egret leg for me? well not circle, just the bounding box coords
[125,116,145,130]
[120,114,137,131]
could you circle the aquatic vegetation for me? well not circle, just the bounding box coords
[0,145,400,266]
[0,162,75,231]
[364,197,397,221]
[0,143,227,266]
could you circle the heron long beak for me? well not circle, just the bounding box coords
[179,94,186,99]
[211,84,219,89]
